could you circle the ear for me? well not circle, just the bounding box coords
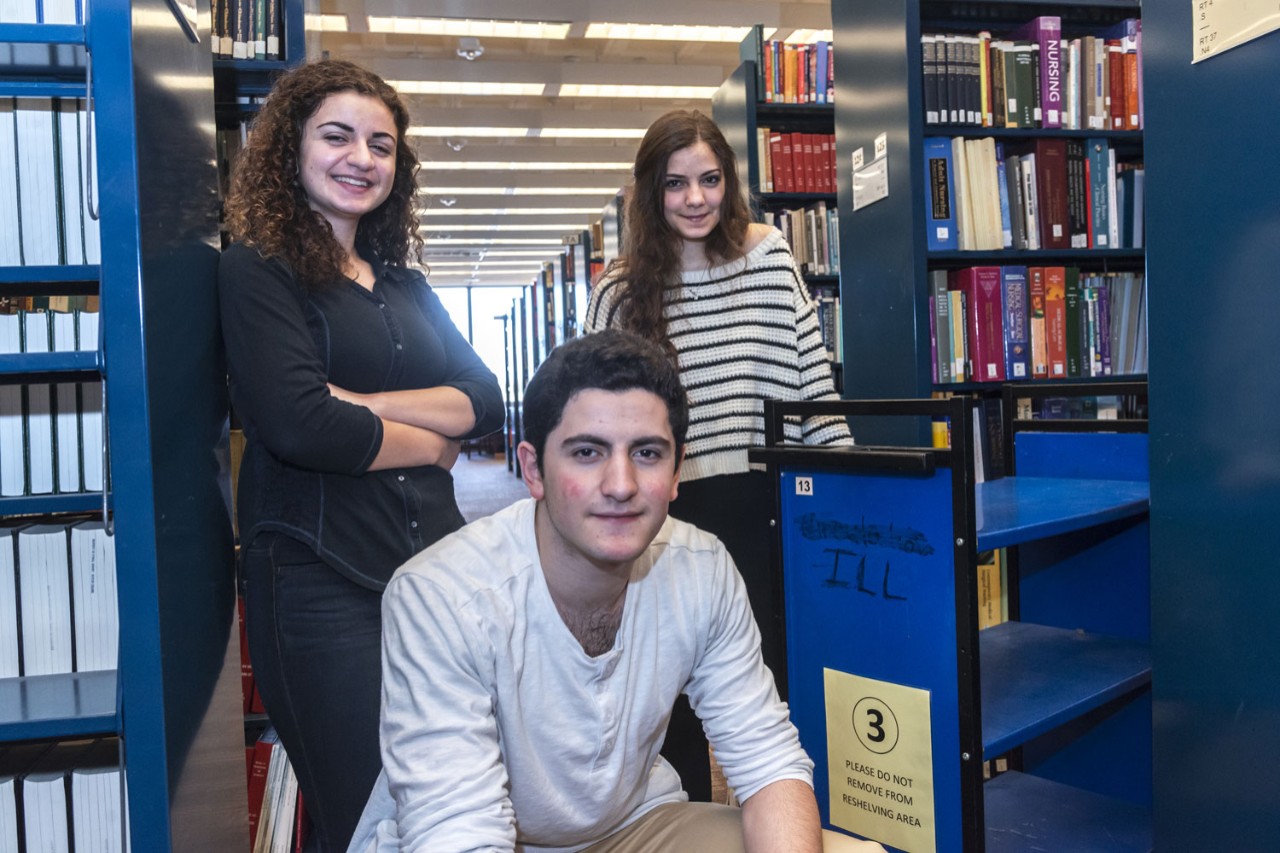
[668,447,684,503]
[516,441,545,500]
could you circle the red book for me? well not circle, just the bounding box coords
[776,132,795,192]
[950,266,1006,382]
[247,729,279,848]
[1107,40,1125,129]
[1026,138,1070,249]
[802,133,817,193]
[238,595,253,714]
[292,792,311,853]
[1044,266,1068,378]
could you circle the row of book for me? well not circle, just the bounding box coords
[750,38,834,105]
[0,739,124,852]
[811,285,842,364]
[764,200,840,278]
[210,0,284,61]
[0,521,117,679]
[0,98,101,267]
[924,136,1143,252]
[0,1,78,23]
[922,17,1142,131]
[929,266,1147,385]
[755,130,836,194]
[247,728,308,853]
[0,306,105,496]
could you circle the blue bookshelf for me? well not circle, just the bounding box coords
[1,1,243,848]
[752,391,1151,851]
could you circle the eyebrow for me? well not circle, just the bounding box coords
[560,433,673,452]
[665,168,721,179]
[317,120,395,140]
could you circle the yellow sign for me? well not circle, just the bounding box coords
[825,669,936,853]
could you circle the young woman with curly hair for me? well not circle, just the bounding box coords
[583,109,852,802]
[218,59,502,852]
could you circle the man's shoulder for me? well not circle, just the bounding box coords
[388,499,538,601]
[653,515,732,570]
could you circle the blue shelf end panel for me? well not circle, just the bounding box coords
[778,462,969,851]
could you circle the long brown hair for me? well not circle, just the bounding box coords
[223,59,424,290]
[604,109,754,346]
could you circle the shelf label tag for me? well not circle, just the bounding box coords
[825,669,936,853]
[851,147,865,170]
[796,476,814,496]
[874,132,888,161]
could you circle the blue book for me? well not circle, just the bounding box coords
[994,142,1013,248]
[1001,265,1032,380]
[815,41,829,104]
[923,137,958,251]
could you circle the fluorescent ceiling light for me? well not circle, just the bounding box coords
[305,13,349,32]
[583,23,765,43]
[409,126,646,139]
[419,187,623,196]
[558,83,719,99]
[468,250,567,257]
[420,224,586,232]
[417,161,632,171]
[785,29,834,43]
[368,16,570,39]
[425,238,566,245]
[427,260,546,268]
[421,208,600,216]
[390,80,546,97]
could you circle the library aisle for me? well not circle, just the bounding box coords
[453,453,528,523]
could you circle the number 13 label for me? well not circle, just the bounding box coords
[796,477,814,496]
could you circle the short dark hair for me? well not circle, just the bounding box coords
[522,330,689,466]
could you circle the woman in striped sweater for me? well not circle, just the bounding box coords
[583,109,852,801]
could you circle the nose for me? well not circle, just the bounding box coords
[685,184,704,207]
[601,454,639,501]
[347,141,375,169]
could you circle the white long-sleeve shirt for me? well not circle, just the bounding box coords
[348,498,813,853]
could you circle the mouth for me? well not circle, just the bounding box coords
[334,175,374,189]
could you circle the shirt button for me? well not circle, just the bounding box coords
[395,343,403,350]
[397,475,405,482]
[378,302,386,309]
[410,521,418,529]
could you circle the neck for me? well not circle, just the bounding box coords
[679,239,711,273]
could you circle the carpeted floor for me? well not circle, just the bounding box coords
[452,450,529,523]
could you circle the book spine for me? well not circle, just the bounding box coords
[923,137,958,251]
[1001,265,1031,380]
[1027,267,1048,379]
[1044,266,1067,378]
[1063,266,1082,377]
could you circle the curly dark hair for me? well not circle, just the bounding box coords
[604,109,754,347]
[223,59,424,290]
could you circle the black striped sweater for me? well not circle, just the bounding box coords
[584,228,853,482]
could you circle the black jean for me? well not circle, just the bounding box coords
[243,531,383,853]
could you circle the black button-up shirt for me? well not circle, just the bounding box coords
[219,242,504,590]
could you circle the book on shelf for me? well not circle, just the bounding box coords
[0,527,16,678]
[923,137,958,251]
[920,17,1142,131]
[929,271,953,385]
[22,311,56,496]
[0,96,99,267]
[17,524,73,677]
[1027,267,1049,379]
[1044,266,1068,378]
[950,266,1005,383]
[741,29,834,105]
[70,521,118,673]
[1001,265,1031,381]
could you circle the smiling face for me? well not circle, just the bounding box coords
[298,90,397,241]
[519,388,681,580]
[662,140,726,261]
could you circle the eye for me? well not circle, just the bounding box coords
[323,133,348,144]
[634,447,665,462]
[664,178,684,190]
[571,446,602,460]
[702,174,721,186]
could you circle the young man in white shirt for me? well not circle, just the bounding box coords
[350,330,881,852]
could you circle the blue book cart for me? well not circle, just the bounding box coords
[751,388,1151,851]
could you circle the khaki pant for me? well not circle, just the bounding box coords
[583,802,883,852]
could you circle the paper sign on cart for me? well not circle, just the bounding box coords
[825,669,936,853]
